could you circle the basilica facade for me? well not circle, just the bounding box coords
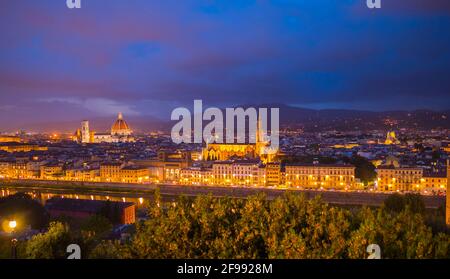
[201,124,278,163]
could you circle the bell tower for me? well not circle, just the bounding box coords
[81,120,90,144]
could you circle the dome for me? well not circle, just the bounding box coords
[111,112,132,136]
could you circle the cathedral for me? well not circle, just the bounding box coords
[202,122,278,163]
[73,113,135,143]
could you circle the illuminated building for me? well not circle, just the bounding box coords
[81,120,90,143]
[26,160,46,178]
[0,161,10,178]
[119,166,150,183]
[332,143,359,149]
[100,162,124,182]
[40,164,64,180]
[65,168,100,182]
[11,161,28,179]
[446,160,449,226]
[0,135,21,143]
[265,162,282,186]
[384,131,400,145]
[442,143,450,153]
[0,143,47,153]
[202,119,278,163]
[99,163,150,183]
[422,172,447,192]
[111,112,132,136]
[203,143,258,161]
[376,165,423,191]
[133,150,191,181]
[285,163,356,189]
[73,113,135,144]
[211,160,260,186]
[180,167,213,185]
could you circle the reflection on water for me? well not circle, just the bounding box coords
[1,187,149,208]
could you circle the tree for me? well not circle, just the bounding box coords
[383,193,406,213]
[80,214,113,239]
[383,193,425,215]
[0,193,49,230]
[89,240,126,259]
[344,155,376,185]
[47,193,450,259]
[25,222,73,259]
[404,193,425,215]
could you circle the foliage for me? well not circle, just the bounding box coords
[384,193,425,215]
[80,214,113,239]
[25,222,73,259]
[343,155,377,185]
[7,192,449,259]
[0,192,49,230]
[98,201,122,225]
[383,193,405,213]
[87,193,448,259]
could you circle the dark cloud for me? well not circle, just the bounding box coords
[0,0,449,129]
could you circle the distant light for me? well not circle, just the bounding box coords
[9,220,17,229]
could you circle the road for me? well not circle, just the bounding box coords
[1,179,444,208]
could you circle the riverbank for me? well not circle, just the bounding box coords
[0,178,446,208]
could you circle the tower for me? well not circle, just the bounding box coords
[81,120,90,144]
[446,159,450,226]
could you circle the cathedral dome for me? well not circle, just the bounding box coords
[111,112,132,136]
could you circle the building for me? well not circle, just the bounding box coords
[73,113,135,144]
[266,162,282,186]
[81,120,90,144]
[422,171,447,192]
[446,160,450,226]
[0,143,47,153]
[202,119,278,163]
[384,131,400,145]
[40,164,64,180]
[376,165,423,192]
[211,160,261,186]
[132,150,191,181]
[119,166,150,183]
[100,162,124,182]
[285,163,356,189]
[0,135,21,143]
[180,167,213,185]
[45,198,136,225]
[111,112,132,136]
[65,168,100,182]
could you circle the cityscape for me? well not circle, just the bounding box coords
[0,0,449,264]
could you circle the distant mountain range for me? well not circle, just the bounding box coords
[4,104,449,133]
[273,104,450,131]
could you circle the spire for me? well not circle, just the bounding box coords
[118,112,123,120]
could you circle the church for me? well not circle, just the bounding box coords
[72,113,135,143]
[201,122,279,163]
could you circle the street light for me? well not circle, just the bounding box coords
[9,220,17,259]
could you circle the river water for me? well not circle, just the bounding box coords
[0,187,152,208]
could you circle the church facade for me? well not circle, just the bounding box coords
[201,123,278,163]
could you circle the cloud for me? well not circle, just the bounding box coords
[0,0,449,128]
[40,97,140,116]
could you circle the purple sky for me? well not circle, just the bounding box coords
[1,0,450,130]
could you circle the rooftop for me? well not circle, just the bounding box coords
[45,198,134,214]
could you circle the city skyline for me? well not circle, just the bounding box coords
[1,0,450,129]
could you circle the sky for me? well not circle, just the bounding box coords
[1,0,450,129]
